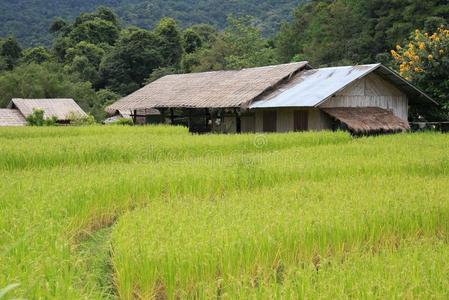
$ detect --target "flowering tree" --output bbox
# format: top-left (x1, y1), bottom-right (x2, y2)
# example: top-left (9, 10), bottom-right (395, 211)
top-left (391, 27), bottom-right (449, 119)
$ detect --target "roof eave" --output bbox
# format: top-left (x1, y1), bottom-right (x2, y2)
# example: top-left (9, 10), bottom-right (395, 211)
top-left (374, 65), bottom-right (438, 106)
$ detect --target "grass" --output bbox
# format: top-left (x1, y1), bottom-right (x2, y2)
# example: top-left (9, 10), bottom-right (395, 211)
top-left (0, 126), bottom-right (448, 299)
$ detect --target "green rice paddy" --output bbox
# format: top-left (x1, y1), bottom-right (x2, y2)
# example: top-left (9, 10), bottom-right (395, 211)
top-left (1, 126), bottom-right (448, 299)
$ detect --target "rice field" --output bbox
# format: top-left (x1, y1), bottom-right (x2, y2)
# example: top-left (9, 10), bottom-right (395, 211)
top-left (1, 126), bottom-right (449, 299)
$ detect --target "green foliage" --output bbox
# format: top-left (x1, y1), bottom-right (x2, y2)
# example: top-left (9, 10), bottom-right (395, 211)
top-left (222, 16), bottom-right (277, 69)
top-left (146, 67), bottom-right (177, 83)
top-left (0, 62), bottom-right (96, 112)
top-left (391, 27), bottom-right (449, 120)
top-left (0, 37), bottom-right (22, 70)
top-left (184, 16), bottom-right (277, 72)
top-left (183, 29), bottom-right (202, 53)
top-left (155, 18), bottom-right (184, 67)
top-left (276, 0), bottom-right (449, 66)
top-left (109, 118), bottom-right (134, 126)
top-left (100, 28), bottom-right (164, 94)
top-left (26, 109), bottom-right (58, 126)
top-left (49, 18), bottom-right (68, 34)
top-left (95, 89), bottom-right (120, 107)
top-left (21, 47), bottom-right (51, 64)
top-left (69, 18), bottom-right (119, 46)
top-left (65, 41), bottom-right (105, 86)
top-left (66, 111), bottom-right (96, 126)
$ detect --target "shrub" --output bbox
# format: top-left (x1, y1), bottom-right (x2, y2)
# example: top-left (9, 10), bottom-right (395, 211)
top-left (26, 109), bottom-right (57, 126)
top-left (109, 118), bottom-right (134, 126)
top-left (66, 111), bottom-right (96, 126)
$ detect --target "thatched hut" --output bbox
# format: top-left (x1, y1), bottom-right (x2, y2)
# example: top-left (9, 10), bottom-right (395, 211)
top-left (106, 62), bottom-right (437, 134)
top-left (0, 98), bottom-right (87, 126)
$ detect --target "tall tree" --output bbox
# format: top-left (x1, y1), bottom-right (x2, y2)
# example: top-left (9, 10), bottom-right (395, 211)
top-left (391, 27), bottom-right (449, 119)
top-left (155, 18), bottom-right (183, 66)
top-left (1, 37), bottom-right (22, 70)
top-left (100, 28), bottom-right (164, 94)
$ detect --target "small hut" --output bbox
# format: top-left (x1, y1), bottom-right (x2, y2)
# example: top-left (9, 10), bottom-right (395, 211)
top-left (0, 98), bottom-right (87, 126)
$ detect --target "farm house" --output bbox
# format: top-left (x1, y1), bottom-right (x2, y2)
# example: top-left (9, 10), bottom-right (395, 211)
top-left (106, 62), bottom-right (437, 134)
top-left (0, 98), bottom-right (87, 126)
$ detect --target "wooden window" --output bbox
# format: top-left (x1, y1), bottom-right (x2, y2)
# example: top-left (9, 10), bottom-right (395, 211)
top-left (294, 110), bottom-right (308, 132)
top-left (263, 111), bottom-right (277, 132)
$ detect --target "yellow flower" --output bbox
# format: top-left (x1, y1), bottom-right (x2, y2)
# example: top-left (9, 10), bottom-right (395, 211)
top-left (439, 49), bottom-right (444, 55)
top-left (428, 54), bottom-right (433, 60)
top-left (418, 42), bottom-right (425, 50)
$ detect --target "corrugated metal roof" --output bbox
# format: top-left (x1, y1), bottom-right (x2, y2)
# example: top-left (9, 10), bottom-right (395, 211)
top-left (9, 98), bottom-right (87, 120)
top-left (105, 62), bottom-right (309, 114)
top-left (250, 64), bottom-right (381, 108)
top-left (250, 64), bottom-right (437, 109)
top-left (0, 109), bottom-right (27, 126)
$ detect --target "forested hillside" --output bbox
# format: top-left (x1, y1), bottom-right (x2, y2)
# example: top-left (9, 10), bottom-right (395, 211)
top-left (0, 0), bottom-right (301, 46)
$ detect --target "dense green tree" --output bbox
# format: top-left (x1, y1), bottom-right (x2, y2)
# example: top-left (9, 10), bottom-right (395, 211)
top-left (52, 7), bottom-right (120, 64)
top-left (49, 18), bottom-right (69, 34)
top-left (74, 6), bottom-right (120, 28)
top-left (0, 37), bottom-right (22, 70)
top-left (69, 19), bottom-right (119, 45)
top-left (68, 55), bottom-right (102, 88)
top-left (391, 27), bottom-right (449, 120)
top-left (21, 47), bottom-right (51, 64)
top-left (100, 28), bottom-right (164, 94)
top-left (96, 88), bottom-right (120, 107)
top-left (183, 29), bottom-right (203, 54)
top-left (147, 67), bottom-right (178, 83)
top-left (155, 18), bottom-right (184, 66)
top-left (221, 16), bottom-right (277, 69)
top-left (188, 24), bottom-right (219, 46)
top-left (181, 17), bottom-right (277, 72)
top-left (0, 62), bottom-right (97, 111)
top-left (65, 41), bottom-right (105, 66)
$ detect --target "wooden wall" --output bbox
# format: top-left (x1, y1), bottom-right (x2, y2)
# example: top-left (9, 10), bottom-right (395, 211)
top-left (320, 72), bottom-right (408, 121)
top-left (253, 108), bottom-right (332, 133)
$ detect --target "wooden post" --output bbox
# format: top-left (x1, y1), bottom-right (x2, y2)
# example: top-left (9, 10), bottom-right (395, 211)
top-left (132, 109), bottom-right (137, 124)
top-left (188, 109), bottom-right (192, 132)
top-left (205, 108), bottom-right (210, 130)
top-left (170, 108), bottom-right (175, 124)
top-left (235, 108), bottom-right (241, 133)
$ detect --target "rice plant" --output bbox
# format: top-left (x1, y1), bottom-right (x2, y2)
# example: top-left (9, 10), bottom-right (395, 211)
top-left (0, 126), bottom-right (448, 299)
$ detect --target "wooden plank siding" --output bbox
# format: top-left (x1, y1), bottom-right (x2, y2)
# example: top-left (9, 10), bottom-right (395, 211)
top-left (294, 110), bottom-right (309, 131)
top-left (262, 111), bottom-right (277, 132)
top-left (254, 108), bottom-right (332, 133)
top-left (320, 73), bottom-right (408, 121)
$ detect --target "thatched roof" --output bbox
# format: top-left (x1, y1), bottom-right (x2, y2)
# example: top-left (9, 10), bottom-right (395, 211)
top-left (9, 98), bottom-right (87, 121)
top-left (0, 109), bottom-right (27, 126)
top-left (322, 107), bottom-right (410, 134)
top-left (105, 62), bottom-right (309, 114)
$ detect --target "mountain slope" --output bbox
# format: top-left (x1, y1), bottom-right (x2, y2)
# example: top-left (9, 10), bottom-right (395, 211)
top-left (0, 0), bottom-right (302, 46)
